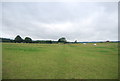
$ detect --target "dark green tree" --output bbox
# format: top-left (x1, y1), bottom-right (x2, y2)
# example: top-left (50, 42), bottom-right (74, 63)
top-left (24, 37), bottom-right (32, 43)
top-left (74, 40), bottom-right (77, 43)
top-left (14, 35), bottom-right (23, 43)
top-left (58, 37), bottom-right (67, 43)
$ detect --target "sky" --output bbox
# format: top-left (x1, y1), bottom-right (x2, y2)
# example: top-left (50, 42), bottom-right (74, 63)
top-left (0, 2), bottom-right (118, 42)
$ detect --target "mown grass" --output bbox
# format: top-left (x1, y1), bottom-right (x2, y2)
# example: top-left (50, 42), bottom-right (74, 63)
top-left (2, 43), bottom-right (118, 79)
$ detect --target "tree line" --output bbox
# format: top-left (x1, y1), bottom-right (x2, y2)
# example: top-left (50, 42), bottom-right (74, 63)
top-left (0, 35), bottom-right (70, 44)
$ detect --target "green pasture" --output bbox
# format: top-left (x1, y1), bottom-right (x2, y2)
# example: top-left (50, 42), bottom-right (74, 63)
top-left (2, 43), bottom-right (118, 79)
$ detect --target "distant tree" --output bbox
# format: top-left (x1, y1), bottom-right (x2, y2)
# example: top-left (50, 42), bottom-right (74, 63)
top-left (24, 37), bottom-right (32, 43)
top-left (58, 37), bottom-right (67, 43)
top-left (47, 40), bottom-right (52, 44)
top-left (106, 40), bottom-right (110, 42)
top-left (14, 35), bottom-right (23, 43)
top-left (1, 38), bottom-right (13, 43)
top-left (74, 40), bottom-right (77, 43)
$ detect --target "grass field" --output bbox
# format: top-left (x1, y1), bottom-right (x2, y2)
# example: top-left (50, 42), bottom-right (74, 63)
top-left (2, 43), bottom-right (118, 79)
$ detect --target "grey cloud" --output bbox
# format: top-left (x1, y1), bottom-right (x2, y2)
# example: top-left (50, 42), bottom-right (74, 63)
top-left (1, 2), bottom-right (118, 41)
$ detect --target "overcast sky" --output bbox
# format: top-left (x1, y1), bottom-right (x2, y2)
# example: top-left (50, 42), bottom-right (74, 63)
top-left (1, 2), bottom-right (118, 41)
